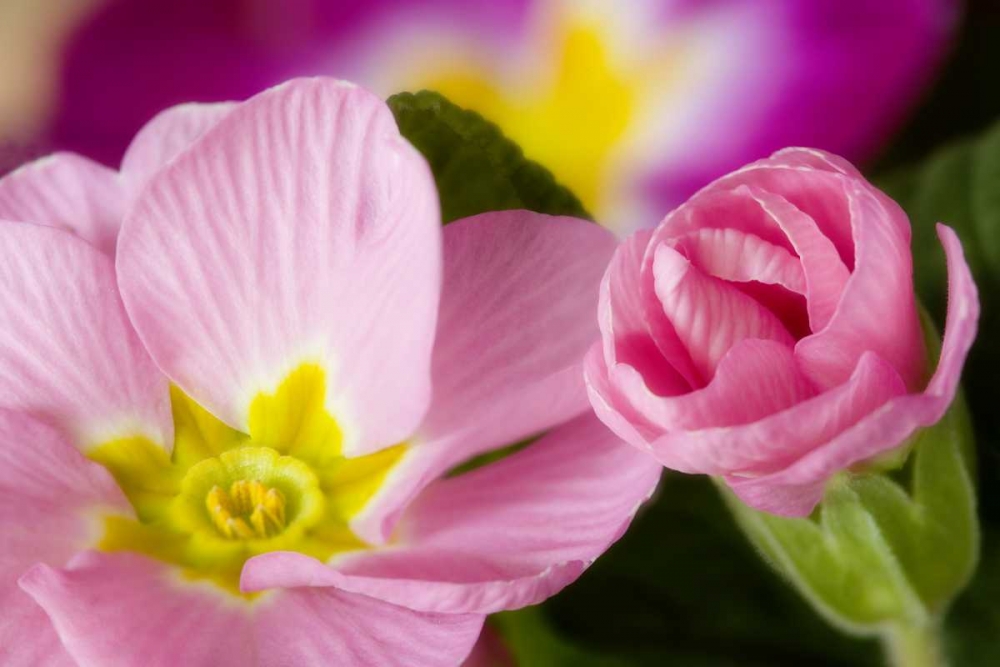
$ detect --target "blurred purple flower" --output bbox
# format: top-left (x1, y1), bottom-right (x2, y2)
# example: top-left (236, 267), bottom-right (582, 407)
top-left (51, 0), bottom-right (957, 231)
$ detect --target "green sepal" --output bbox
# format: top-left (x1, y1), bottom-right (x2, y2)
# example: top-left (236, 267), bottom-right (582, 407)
top-left (722, 393), bottom-right (978, 636)
top-left (387, 90), bottom-right (590, 224)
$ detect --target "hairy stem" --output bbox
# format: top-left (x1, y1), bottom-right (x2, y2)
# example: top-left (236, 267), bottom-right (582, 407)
top-left (883, 622), bottom-right (948, 667)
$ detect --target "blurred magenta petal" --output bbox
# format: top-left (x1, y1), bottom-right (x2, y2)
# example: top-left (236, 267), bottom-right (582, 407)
top-left (51, 0), bottom-right (956, 230)
top-left (52, 0), bottom-right (532, 166)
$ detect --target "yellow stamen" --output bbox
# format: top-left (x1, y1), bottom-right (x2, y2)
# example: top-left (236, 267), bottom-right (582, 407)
top-left (206, 480), bottom-right (287, 540)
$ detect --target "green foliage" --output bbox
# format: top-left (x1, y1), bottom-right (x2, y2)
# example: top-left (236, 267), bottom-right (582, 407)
top-left (724, 399), bottom-right (978, 636)
top-left (388, 90), bottom-right (590, 224)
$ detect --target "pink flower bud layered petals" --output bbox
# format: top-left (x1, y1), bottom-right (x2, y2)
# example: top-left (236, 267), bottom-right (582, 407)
top-left (726, 225), bottom-right (978, 515)
top-left (586, 148), bottom-right (979, 516)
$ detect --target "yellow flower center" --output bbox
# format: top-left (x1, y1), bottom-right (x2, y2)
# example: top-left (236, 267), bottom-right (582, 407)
top-left (207, 480), bottom-right (286, 539)
top-left (87, 364), bottom-right (406, 595)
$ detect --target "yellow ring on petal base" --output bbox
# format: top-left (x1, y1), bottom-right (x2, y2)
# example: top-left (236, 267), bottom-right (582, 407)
top-left (88, 363), bottom-right (406, 596)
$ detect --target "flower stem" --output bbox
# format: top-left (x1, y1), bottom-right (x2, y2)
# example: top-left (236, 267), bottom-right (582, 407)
top-left (883, 622), bottom-right (948, 667)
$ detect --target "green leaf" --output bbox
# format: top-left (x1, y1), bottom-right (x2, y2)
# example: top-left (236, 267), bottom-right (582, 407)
top-left (388, 90), bottom-right (590, 224)
top-left (722, 395), bottom-right (978, 638)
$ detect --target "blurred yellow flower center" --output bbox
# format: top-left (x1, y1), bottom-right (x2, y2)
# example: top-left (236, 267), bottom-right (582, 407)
top-left (207, 480), bottom-right (286, 540)
top-left (87, 364), bottom-right (406, 595)
top-left (424, 21), bottom-right (634, 216)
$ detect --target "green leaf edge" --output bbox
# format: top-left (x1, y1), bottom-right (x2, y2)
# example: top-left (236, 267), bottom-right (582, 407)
top-left (388, 90), bottom-right (591, 224)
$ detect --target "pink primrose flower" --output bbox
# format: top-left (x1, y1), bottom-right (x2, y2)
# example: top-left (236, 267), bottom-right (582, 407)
top-left (0, 78), bottom-right (661, 666)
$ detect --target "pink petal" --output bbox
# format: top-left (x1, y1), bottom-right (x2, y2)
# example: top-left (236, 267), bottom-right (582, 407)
top-left (21, 551), bottom-right (483, 667)
top-left (765, 147), bottom-right (864, 178)
top-left (709, 159), bottom-right (856, 268)
top-left (352, 211), bottom-right (616, 543)
top-left (600, 229), bottom-right (654, 365)
top-left (652, 186), bottom-right (800, 254)
top-left (243, 415), bottom-right (662, 614)
top-left (0, 153), bottom-right (123, 256)
top-left (462, 626), bottom-right (514, 667)
top-left (0, 410), bottom-right (130, 667)
top-left (641, 189), bottom-right (802, 354)
top-left (603, 338), bottom-right (816, 435)
top-left (743, 186), bottom-right (850, 331)
top-left (606, 229), bottom-right (697, 395)
top-left (257, 583), bottom-right (483, 667)
top-left (584, 344), bottom-right (663, 450)
top-left (0, 601), bottom-right (75, 667)
top-left (795, 180), bottom-right (925, 390)
top-left (727, 225), bottom-right (979, 515)
top-left (673, 226), bottom-right (805, 292)
top-left (651, 243), bottom-right (796, 381)
top-left (649, 352), bottom-right (906, 476)
top-left (419, 211), bottom-right (616, 468)
top-left (120, 101), bottom-right (236, 194)
top-left (0, 222), bottom-right (171, 449)
top-left (117, 79), bottom-right (441, 455)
